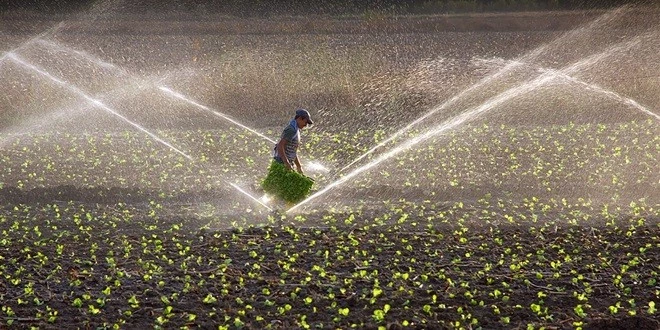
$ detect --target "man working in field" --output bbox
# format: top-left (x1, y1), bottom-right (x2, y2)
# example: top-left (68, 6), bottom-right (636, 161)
top-left (261, 109), bottom-right (315, 205)
top-left (273, 108), bottom-right (313, 173)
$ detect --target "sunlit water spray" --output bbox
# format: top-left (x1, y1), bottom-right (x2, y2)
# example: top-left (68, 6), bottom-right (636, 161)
top-left (158, 87), bottom-right (276, 144)
top-left (35, 39), bottom-right (276, 145)
top-left (337, 6), bottom-right (633, 174)
top-left (0, 22), bottom-right (66, 68)
top-left (542, 69), bottom-right (660, 121)
top-left (6, 42), bottom-right (278, 213)
top-left (228, 182), bottom-right (273, 211)
top-left (7, 53), bottom-right (193, 161)
top-left (0, 106), bottom-right (87, 149)
top-left (477, 57), bottom-right (660, 121)
top-left (6, 53), bottom-right (272, 213)
top-left (35, 39), bottom-right (178, 87)
top-left (288, 33), bottom-right (648, 213)
top-left (36, 39), bottom-right (121, 71)
top-left (305, 160), bottom-right (330, 173)
top-left (26, 39), bottom-right (329, 203)
top-left (0, 70), bottom-right (175, 147)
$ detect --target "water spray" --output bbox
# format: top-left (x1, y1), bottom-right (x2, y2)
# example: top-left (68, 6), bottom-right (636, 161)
top-left (539, 69), bottom-right (660, 121)
top-left (477, 52), bottom-right (660, 122)
top-left (35, 39), bottom-right (276, 145)
top-left (305, 161), bottom-right (330, 174)
top-left (7, 53), bottom-right (193, 161)
top-left (228, 183), bottom-right (273, 211)
top-left (158, 87), bottom-right (276, 144)
top-left (0, 22), bottom-right (66, 69)
top-left (336, 5), bottom-right (634, 174)
top-left (36, 39), bottom-right (333, 183)
top-left (287, 30), bottom-right (649, 213)
top-left (0, 106), bottom-right (87, 149)
top-left (8, 39), bottom-right (284, 214)
top-left (7, 53), bottom-right (278, 212)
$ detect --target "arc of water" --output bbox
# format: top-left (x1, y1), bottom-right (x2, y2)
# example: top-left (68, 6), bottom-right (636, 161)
top-left (287, 33), bottom-right (646, 213)
top-left (7, 52), bottom-right (275, 212)
top-left (7, 53), bottom-right (193, 161)
top-left (34, 39), bottom-right (276, 145)
top-left (158, 87), bottom-right (276, 144)
top-left (6, 53), bottom-right (273, 212)
top-left (476, 57), bottom-right (660, 121)
top-left (8, 42), bottom-right (278, 211)
top-left (1, 72), bottom-right (170, 147)
top-left (337, 6), bottom-right (632, 174)
top-left (36, 39), bottom-right (121, 71)
top-left (0, 22), bottom-right (66, 68)
top-left (541, 69), bottom-right (660, 121)
top-left (228, 182), bottom-right (273, 211)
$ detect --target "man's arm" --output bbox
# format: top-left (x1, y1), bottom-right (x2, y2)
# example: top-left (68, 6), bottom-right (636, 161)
top-left (294, 156), bottom-right (303, 174)
top-left (277, 138), bottom-right (292, 170)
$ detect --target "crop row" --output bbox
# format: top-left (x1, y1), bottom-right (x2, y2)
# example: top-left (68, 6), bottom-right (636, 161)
top-left (1, 120), bottom-right (657, 207)
top-left (0, 195), bottom-right (658, 328)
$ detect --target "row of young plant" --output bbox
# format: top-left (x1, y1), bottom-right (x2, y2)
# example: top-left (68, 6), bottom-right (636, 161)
top-left (0, 118), bottom-right (657, 327)
top-left (1, 120), bottom-right (656, 198)
top-left (1, 193), bottom-right (657, 328)
top-left (339, 120), bottom-right (658, 199)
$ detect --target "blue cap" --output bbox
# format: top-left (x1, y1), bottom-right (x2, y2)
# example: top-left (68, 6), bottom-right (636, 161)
top-left (295, 108), bottom-right (313, 125)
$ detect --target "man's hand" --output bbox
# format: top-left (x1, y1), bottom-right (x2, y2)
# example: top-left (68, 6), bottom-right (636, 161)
top-left (296, 164), bottom-right (304, 175)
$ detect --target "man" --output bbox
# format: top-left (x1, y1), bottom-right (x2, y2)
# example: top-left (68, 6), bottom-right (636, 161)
top-left (273, 108), bottom-right (313, 174)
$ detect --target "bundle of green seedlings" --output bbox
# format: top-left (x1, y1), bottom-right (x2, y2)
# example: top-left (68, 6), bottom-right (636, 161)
top-left (261, 161), bottom-right (314, 203)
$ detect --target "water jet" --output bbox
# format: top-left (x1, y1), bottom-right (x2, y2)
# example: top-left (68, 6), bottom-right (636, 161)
top-left (288, 32), bottom-right (652, 213)
top-left (7, 53), bottom-right (194, 161)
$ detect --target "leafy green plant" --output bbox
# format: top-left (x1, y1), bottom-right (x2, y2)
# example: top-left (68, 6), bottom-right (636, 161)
top-left (261, 161), bottom-right (314, 204)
